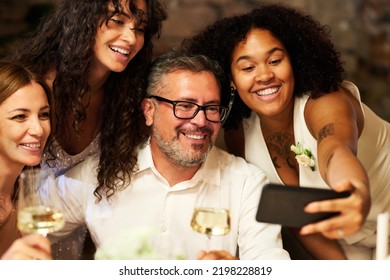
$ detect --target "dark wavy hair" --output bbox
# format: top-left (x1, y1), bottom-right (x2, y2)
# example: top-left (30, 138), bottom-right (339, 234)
top-left (182, 3), bottom-right (345, 129)
top-left (8, 0), bottom-right (167, 201)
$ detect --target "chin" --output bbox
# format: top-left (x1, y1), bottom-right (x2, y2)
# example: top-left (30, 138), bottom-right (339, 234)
top-left (23, 159), bottom-right (42, 167)
top-left (110, 63), bottom-right (129, 73)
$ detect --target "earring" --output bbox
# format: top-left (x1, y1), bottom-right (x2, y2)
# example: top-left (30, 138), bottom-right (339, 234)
top-left (225, 87), bottom-right (236, 120)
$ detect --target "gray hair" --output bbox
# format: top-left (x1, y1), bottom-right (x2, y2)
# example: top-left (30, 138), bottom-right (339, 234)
top-left (146, 49), bottom-right (226, 97)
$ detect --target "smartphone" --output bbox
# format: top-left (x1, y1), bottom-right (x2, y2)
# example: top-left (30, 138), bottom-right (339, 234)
top-left (256, 183), bottom-right (351, 228)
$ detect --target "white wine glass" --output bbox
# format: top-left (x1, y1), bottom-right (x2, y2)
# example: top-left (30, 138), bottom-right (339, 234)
top-left (190, 183), bottom-right (230, 251)
top-left (17, 168), bottom-right (65, 237)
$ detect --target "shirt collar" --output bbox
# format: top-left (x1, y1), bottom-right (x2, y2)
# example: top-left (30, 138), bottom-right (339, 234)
top-left (137, 139), bottom-right (155, 173)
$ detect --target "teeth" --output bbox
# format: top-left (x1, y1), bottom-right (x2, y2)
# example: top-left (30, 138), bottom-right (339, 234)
top-left (186, 134), bottom-right (204, 140)
top-left (110, 46), bottom-right (129, 55)
top-left (22, 143), bottom-right (41, 148)
top-left (256, 87), bottom-right (278, 96)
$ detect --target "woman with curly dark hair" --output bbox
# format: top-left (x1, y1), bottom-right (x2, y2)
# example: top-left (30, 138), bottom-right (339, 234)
top-left (183, 4), bottom-right (390, 260)
top-left (8, 0), bottom-right (167, 259)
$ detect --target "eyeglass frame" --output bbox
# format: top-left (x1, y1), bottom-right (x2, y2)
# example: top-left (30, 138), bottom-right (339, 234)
top-left (148, 95), bottom-right (229, 123)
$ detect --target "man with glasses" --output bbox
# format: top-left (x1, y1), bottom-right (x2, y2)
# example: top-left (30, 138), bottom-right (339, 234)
top-left (45, 50), bottom-right (289, 260)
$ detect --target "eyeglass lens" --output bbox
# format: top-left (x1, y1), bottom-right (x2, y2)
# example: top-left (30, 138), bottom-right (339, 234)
top-left (174, 101), bottom-right (226, 122)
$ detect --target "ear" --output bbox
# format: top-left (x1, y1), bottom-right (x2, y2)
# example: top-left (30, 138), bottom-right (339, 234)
top-left (230, 81), bottom-right (236, 90)
top-left (141, 98), bottom-right (155, 127)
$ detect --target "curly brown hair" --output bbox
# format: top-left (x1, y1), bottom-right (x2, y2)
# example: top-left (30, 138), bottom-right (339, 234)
top-left (182, 3), bottom-right (345, 129)
top-left (8, 0), bottom-right (167, 201)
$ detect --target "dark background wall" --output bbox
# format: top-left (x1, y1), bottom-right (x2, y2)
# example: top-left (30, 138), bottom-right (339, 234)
top-left (1, 0), bottom-right (389, 121)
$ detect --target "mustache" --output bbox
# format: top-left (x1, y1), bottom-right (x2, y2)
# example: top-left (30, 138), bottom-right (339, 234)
top-left (177, 125), bottom-right (214, 135)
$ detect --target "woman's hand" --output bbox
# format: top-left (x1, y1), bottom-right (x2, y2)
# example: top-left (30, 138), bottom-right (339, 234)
top-left (197, 250), bottom-right (238, 260)
top-left (1, 233), bottom-right (52, 260)
top-left (299, 179), bottom-right (368, 239)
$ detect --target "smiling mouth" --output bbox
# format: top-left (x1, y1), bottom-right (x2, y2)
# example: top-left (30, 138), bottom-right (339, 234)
top-left (255, 87), bottom-right (279, 96)
top-left (184, 133), bottom-right (205, 140)
top-left (110, 46), bottom-right (130, 56)
top-left (20, 143), bottom-right (41, 149)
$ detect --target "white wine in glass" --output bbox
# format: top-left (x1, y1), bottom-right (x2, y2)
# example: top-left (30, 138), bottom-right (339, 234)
top-left (17, 168), bottom-right (65, 236)
top-left (191, 184), bottom-right (231, 250)
top-left (191, 207), bottom-right (230, 236)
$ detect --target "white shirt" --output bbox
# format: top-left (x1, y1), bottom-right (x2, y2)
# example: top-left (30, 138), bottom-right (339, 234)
top-left (45, 142), bottom-right (290, 260)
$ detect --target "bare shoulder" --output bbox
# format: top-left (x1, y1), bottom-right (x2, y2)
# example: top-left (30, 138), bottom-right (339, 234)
top-left (305, 87), bottom-right (364, 137)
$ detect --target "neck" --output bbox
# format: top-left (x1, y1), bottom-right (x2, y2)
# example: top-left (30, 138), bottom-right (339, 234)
top-left (260, 100), bottom-right (294, 134)
top-left (0, 163), bottom-right (23, 196)
top-left (88, 64), bottom-right (111, 92)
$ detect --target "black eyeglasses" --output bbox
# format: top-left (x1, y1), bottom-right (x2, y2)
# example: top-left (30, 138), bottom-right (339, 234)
top-left (148, 95), bottom-right (228, 123)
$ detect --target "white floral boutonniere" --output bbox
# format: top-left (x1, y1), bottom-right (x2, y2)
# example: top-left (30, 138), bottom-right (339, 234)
top-left (290, 142), bottom-right (316, 171)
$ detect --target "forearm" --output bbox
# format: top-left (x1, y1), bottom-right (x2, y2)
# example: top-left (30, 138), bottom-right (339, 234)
top-left (324, 146), bottom-right (367, 185)
top-left (300, 145), bottom-right (371, 238)
top-left (321, 146), bottom-right (370, 216)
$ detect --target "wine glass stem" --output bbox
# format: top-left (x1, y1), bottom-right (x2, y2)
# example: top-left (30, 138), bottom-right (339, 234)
top-left (206, 234), bottom-right (211, 252)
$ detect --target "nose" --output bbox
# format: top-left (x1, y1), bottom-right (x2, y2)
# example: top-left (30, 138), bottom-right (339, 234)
top-left (123, 26), bottom-right (137, 45)
top-left (28, 117), bottom-right (44, 137)
top-left (255, 65), bottom-right (275, 84)
top-left (190, 108), bottom-right (208, 126)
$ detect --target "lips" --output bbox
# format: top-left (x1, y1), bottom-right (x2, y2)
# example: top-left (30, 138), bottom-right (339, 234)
top-left (109, 46), bottom-right (130, 56)
top-left (20, 142), bottom-right (42, 153)
top-left (20, 143), bottom-right (41, 149)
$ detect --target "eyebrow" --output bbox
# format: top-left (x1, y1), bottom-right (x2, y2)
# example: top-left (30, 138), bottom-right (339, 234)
top-left (179, 97), bottom-right (221, 105)
top-left (116, 10), bottom-right (148, 25)
top-left (117, 11), bottom-right (133, 20)
top-left (234, 47), bottom-right (285, 63)
top-left (8, 105), bottom-right (50, 113)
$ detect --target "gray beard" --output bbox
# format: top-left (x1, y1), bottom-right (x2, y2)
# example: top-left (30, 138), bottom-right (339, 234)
top-left (153, 128), bottom-right (213, 168)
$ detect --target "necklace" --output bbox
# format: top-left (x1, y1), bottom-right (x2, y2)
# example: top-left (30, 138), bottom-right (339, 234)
top-left (0, 208), bottom-right (16, 228)
top-left (0, 186), bottom-right (19, 228)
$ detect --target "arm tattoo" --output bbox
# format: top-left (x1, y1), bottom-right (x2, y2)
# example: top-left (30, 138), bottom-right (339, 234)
top-left (318, 123), bottom-right (335, 144)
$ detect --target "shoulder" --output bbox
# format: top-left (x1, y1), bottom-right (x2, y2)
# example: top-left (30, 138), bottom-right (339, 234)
top-left (210, 147), bottom-right (268, 180)
top-left (210, 146), bottom-right (245, 166)
top-left (304, 82), bottom-right (364, 136)
top-left (61, 154), bottom-right (99, 185)
top-left (305, 81), bottom-right (361, 114)
top-left (341, 81), bottom-right (361, 101)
